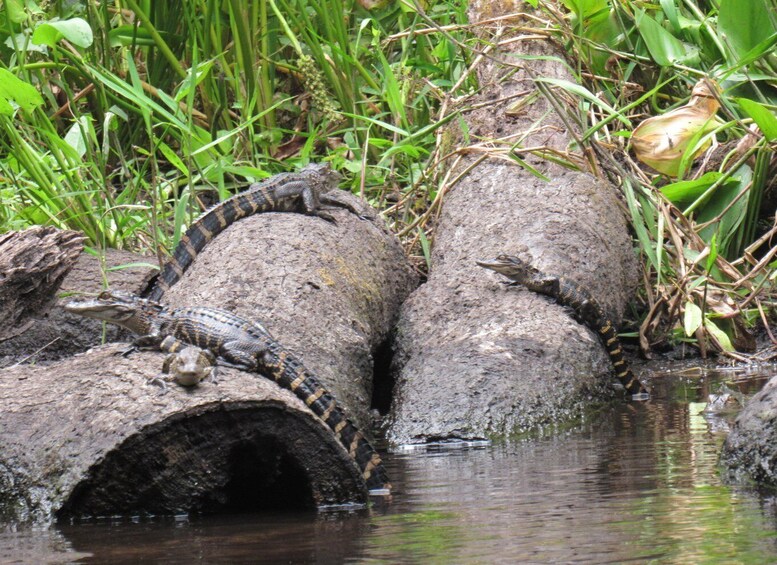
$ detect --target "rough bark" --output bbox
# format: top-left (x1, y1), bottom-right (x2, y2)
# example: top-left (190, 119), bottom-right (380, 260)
top-left (386, 7), bottom-right (639, 444)
top-left (0, 227), bottom-right (84, 340)
top-left (0, 248), bottom-right (155, 368)
top-left (720, 375), bottom-right (777, 488)
top-left (0, 345), bottom-right (366, 524)
top-left (160, 192), bottom-right (418, 432)
top-left (1, 191), bottom-right (415, 520)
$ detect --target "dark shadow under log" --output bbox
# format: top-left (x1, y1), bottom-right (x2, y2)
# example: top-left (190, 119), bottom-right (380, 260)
top-left (0, 345), bottom-right (366, 524)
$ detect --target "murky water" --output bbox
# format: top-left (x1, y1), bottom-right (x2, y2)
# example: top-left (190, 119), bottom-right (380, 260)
top-left (3, 365), bottom-right (777, 564)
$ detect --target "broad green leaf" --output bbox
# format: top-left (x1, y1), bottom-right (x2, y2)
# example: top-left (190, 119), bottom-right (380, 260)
top-left (0, 69), bottom-right (44, 114)
top-left (634, 9), bottom-right (699, 67)
top-left (108, 25), bottom-right (155, 48)
top-left (684, 301), bottom-right (703, 337)
top-left (32, 18), bottom-right (93, 48)
top-left (737, 98), bottom-right (777, 141)
top-left (697, 165), bottom-right (752, 250)
top-left (5, 0), bottom-right (26, 23)
top-left (719, 0), bottom-right (776, 58)
top-left (705, 319), bottom-right (735, 352)
top-left (560, 0), bottom-right (608, 18)
top-left (63, 116), bottom-right (92, 158)
top-left (660, 172), bottom-right (727, 208)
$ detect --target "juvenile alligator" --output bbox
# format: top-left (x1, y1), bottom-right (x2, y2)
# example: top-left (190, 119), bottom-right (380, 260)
top-left (476, 252), bottom-right (650, 399)
top-left (64, 290), bottom-right (391, 493)
top-left (144, 163), bottom-right (352, 302)
top-left (161, 342), bottom-right (217, 388)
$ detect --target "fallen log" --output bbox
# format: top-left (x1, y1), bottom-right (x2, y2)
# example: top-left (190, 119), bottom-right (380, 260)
top-left (0, 344), bottom-right (367, 523)
top-left (2, 191), bottom-right (416, 520)
top-left (720, 375), bottom-right (777, 488)
top-left (386, 6), bottom-right (640, 444)
top-left (0, 226), bottom-right (84, 341)
top-left (0, 248), bottom-right (155, 368)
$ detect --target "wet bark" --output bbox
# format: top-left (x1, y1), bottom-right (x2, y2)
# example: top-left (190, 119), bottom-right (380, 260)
top-left (720, 375), bottom-right (777, 488)
top-left (0, 191), bottom-right (416, 521)
top-left (0, 227), bottom-right (84, 341)
top-left (386, 5), bottom-right (639, 444)
top-left (0, 345), bottom-right (366, 523)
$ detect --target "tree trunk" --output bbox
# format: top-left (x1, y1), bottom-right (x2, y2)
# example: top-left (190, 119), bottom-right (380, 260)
top-left (0, 345), bottom-right (367, 523)
top-left (386, 5), bottom-right (640, 444)
top-left (0, 226), bottom-right (84, 341)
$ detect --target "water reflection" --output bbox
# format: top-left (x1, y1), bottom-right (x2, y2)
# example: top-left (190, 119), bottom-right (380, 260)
top-left (3, 366), bottom-right (777, 563)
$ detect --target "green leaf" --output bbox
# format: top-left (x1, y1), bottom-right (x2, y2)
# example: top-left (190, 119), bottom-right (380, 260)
top-left (706, 233), bottom-right (718, 272)
top-left (718, 0), bottom-right (777, 58)
top-left (32, 18), bottom-right (93, 48)
top-left (63, 116), bottom-right (92, 158)
top-left (660, 172), bottom-right (727, 208)
top-left (737, 98), bottom-right (777, 141)
top-left (684, 302), bottom-right (703, 337)
top-left (705, 319), bottom-right (735, 352)
top-left (5, 0), bottom-right (27, 23)
top-left (634, 9), bottom-right (699, 67)
top-left (697, 165), bottom-right (752, 251)
top-left (0, 69), bottom-right (44, 114)
top-left (108, 25), bottom-right (155, 48)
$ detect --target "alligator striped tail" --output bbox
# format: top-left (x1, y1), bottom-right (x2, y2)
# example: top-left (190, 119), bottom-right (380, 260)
top-left (260, 341), bottom-right (391, 492)
top-left (558, 280), bottom-right (649, 397)
top-left (146, 177), bottom-right (308, 302)
top-left (596, 318), bottom-right (647, 397)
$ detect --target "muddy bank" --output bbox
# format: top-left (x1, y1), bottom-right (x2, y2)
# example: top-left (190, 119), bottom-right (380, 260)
top-left (0, 344), bottom-right (367, 523)
top-left (386, 8), bottom-right (639, 444)
top-left (720, 375), bottom-right (777, 488)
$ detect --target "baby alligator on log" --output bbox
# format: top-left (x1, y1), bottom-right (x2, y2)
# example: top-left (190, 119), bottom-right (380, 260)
top-left (65, 290), bottom-right (391, 493)
top-left (476, 253), bottom-right (650, 399)
top-left (144, 163), bottom-right (354, 302)
top-left (160, 342), bottom-right (217, 388)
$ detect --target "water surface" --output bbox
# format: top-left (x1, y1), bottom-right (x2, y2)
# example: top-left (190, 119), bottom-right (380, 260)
top-left (3, 365), bottom-right (777, 564)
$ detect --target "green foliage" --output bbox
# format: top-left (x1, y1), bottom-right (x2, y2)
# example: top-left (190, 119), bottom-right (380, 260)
top-left (0, 0), bottom-right (472, 259)
top-left (553, 0), bottom-right (777, 355)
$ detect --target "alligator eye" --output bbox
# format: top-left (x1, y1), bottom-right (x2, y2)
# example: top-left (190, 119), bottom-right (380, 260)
top-left (97, 290), bottom-right (111, 300)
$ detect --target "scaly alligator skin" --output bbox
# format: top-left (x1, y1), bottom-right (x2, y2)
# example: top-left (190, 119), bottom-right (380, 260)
top-left (144, 163), bottom-right (346, 302)
top-left (161, 340), bottom-right (217, 387)
top-left (476, 253), bottom-right (650, 399)
top-left (65, 290), bottom-right (391, 493)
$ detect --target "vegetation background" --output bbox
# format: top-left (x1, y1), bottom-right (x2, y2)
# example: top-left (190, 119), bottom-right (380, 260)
top-left (1, 0), bottom-right (776, 357)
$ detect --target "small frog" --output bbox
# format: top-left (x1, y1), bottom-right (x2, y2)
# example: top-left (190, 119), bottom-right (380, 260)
top-left (702, 385), bottom-right (744, 416)
top-left (148, 346), bottom-right (218, 393)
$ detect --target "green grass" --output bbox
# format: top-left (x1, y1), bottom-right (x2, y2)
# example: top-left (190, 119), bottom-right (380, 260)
top-left (1, 0), bottom-right (777, 356)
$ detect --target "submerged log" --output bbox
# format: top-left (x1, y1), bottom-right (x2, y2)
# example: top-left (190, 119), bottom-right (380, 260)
top-left (720, 375), bottom-right (777, 487)
top-left (4, 191), bottom-right (415, 520)
top-left (386, 6), bottom-right (639, 444)
top-left (0, 226), bottom-right (84, 341)
top-left (0, 345), bottom-right (366, 523)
